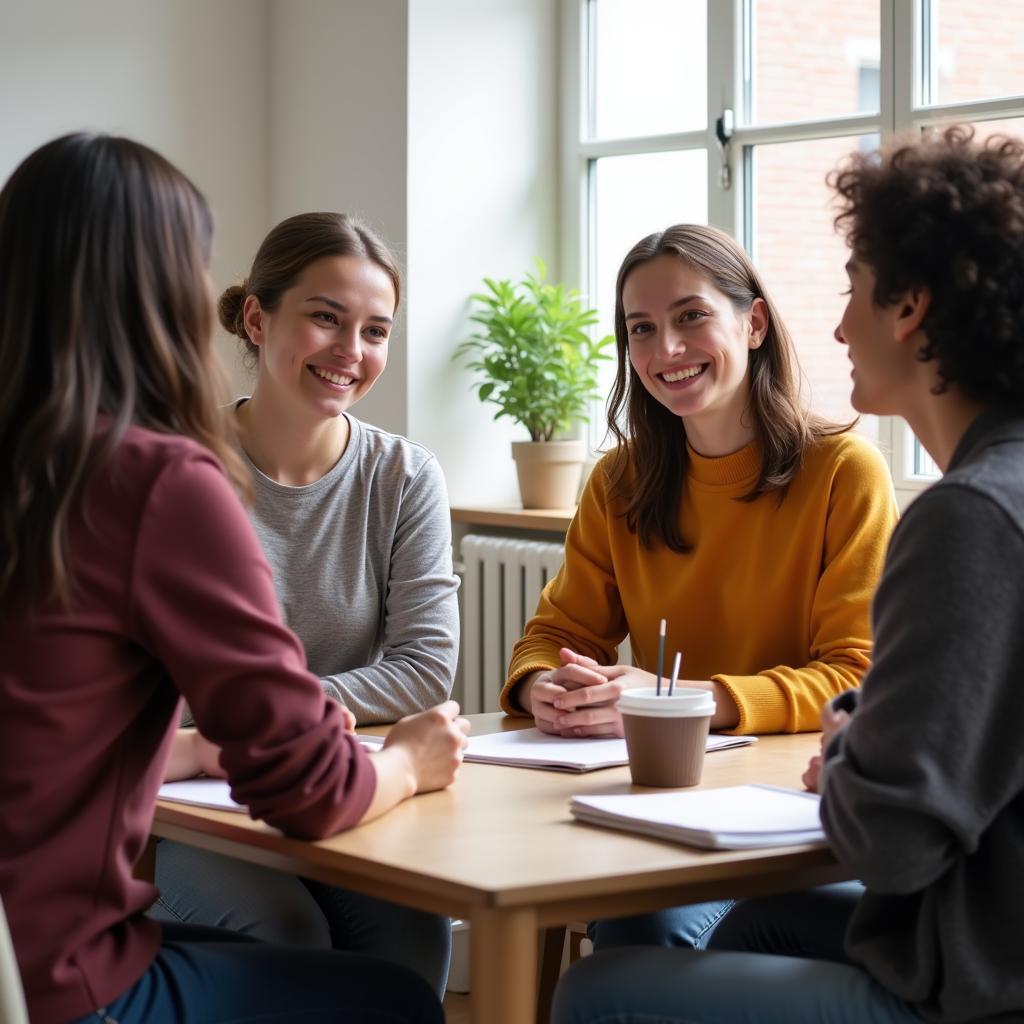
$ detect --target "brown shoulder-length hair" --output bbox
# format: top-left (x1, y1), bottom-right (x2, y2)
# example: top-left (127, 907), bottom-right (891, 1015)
top-left (218, 211), bottom-right (401, 366)
top-left (0, 132), bottom-right (246, 606)
top-left (605, 224), bottom-right (845, 552)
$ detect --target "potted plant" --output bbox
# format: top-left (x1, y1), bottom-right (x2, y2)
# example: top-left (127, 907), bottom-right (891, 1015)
top-left (454, 260), bottom-right (613, 508)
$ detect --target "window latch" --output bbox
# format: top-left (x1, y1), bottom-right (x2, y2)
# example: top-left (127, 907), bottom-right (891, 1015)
top-left (715, 108), bottom-right (734, 190)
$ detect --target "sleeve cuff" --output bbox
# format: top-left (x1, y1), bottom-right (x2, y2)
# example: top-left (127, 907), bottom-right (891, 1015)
top-left (712, 673), bottom-right (790, 735)
top-left (499, 662), bottom-right (557, 716)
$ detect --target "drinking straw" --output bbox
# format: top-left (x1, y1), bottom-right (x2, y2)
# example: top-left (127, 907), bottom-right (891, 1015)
top-left (656, 618), bottom-right (666, 696)
top-left (668, 651), bottom-right (681, 697)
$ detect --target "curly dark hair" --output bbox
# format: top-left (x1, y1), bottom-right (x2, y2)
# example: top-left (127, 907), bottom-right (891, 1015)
top-left (831, 124), bottom-right (1024, 406)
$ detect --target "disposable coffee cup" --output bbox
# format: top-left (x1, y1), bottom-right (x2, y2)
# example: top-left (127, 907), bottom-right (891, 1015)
top-left (618, 688), bottom-right (715, 787)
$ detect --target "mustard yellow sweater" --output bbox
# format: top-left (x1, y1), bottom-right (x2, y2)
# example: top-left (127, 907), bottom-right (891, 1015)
top-left (500, 432), bottom-right (898, 734)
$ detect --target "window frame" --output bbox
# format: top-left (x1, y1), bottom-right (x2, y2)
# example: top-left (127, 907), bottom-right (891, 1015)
top-left (561, 0), bottom-right (1024, 507)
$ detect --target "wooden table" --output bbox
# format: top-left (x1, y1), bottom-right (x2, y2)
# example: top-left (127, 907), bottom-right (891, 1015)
top-left (151, 716), bottom-right (848, 1024)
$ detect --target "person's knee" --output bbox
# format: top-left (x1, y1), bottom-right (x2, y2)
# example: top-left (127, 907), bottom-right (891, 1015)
top-left (592, 901), bottom-right (733, 952)
top-left (590, 911), bottom-right (673, 950)
top-left (347, 955), bottom-right (445, 1023)
top-left (241, 901), bottom-right (331, 948)
top-left (706, 897), bottom-right (773, 952)
top-left (155, 841), bottom-right (332, 948)
top-left (552, 952), bottom-right (614, 1024)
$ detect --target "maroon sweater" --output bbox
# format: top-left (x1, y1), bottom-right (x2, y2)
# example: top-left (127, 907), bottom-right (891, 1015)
top-left (0, 427), bottom-right (377, 1023)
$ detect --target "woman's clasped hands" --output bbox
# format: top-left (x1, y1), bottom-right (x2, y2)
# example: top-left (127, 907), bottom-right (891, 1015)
top-left (526, 647), bottom-right (720, 738)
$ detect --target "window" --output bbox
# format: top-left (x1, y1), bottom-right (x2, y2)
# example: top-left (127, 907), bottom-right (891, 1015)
top-left (563, 0), bottom-right (1024, 504)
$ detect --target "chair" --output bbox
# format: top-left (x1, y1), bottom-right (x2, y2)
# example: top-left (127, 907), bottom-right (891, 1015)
top-left (536, 923), bottom-right (589, 1024)
top-left (0, 895), bottom-right (28, 1024)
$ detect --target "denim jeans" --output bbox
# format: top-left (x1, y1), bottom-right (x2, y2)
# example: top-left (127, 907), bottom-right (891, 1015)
top-left (591, 882), bottom-right (863, 957)
top-left (151, 839), bottom-right (452, 995)
top-left (552, 946), bottom-right (923, 1024)
top-left (590, 900), bottom-right (735, 952)
top-left (68, 921), bottom-right (444, 1024)
top-left (556, 883), bottom-right (922, 1024)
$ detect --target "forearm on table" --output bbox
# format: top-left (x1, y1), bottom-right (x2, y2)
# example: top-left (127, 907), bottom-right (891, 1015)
top-left (163, 729), bottom-right (200, 781)
top-left (321, 658), bottom-right (454, 724)
top-left (704, 679), bottom-right (740, 730)
top-left (508, 669), bottom-right (547, 715)
top-left (359, 746), bottom-right (417, 824)
top-left (503, 664), bottom-right (561, 716)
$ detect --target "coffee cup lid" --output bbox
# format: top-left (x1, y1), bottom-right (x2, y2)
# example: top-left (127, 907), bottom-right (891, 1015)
top-left (617, 687), bottom-right (715, 718)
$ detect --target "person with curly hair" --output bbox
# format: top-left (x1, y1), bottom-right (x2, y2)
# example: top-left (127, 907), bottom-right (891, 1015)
top-left (552, 124), bottom-right (1024, 1023)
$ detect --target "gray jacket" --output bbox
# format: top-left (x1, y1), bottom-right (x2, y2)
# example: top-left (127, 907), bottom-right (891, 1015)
top-left (822, 408), bottom-right (1024, 1023)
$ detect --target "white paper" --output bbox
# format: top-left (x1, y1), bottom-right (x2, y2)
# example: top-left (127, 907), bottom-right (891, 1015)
top-left (157, 778), bottom-right (245, 813)
top-left (570, 784), bottom-right (824, 849)
top-left (448, 728), bottom-right (755, 772)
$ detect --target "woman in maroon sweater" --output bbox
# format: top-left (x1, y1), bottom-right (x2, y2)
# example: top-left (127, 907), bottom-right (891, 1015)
top-left (0, 133), bottom-right (466, 1023)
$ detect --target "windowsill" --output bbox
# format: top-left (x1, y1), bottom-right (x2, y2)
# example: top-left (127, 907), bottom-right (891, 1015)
top-left (450, 506), bottom-right (576, 533)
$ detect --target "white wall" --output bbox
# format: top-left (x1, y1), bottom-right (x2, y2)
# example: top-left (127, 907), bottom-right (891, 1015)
top-left (1, 0), bottom-right (560, 506)
top-left (267, 0), bottom-right (410, 435)
top-left (407, 0), bottom-right (561, 506)
top-left (0, 0), bottom-right (270, 397)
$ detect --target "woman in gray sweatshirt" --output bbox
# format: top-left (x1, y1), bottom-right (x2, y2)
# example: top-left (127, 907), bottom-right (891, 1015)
top-left (553, 125), bottom-right (1024, 1024)
top-left (153, 212), bottom-right (460, 995)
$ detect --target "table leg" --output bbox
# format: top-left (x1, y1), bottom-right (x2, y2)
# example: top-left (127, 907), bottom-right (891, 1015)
top-left (135, 836), bottom-right (157, 883)
top-left (470, 906), bottom-right (538, 1024)
top-left (536, 927), bottom-right (567, 1024)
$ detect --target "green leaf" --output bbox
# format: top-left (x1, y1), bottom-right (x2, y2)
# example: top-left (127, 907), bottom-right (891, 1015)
top-left (456, 259), bottom-right (612, 435)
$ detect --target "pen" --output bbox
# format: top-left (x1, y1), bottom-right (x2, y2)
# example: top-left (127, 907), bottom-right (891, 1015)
top-left (668, 651), bottom-right (681, 697)
top-left (656, 618), bottom-right (666, 696)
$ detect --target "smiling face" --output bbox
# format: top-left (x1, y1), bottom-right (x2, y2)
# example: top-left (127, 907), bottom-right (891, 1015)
top-left (622, 254), bottom-right (766, 445)
top-left (244, 254), bottom-right (396, 420)
top-left (834, 257), bottom-right (913, 416)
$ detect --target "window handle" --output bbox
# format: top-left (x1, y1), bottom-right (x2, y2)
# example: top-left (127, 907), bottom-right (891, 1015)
top-left (715, 108), bottom-right (734, 190)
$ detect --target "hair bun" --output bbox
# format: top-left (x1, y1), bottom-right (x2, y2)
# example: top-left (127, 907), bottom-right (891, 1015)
top-left (218, 283), bottom-right (247, 338)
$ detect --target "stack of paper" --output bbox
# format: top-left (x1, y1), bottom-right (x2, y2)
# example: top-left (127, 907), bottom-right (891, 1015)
top-left (157, 778), bottom-right (245, 812)
top-left (358, 729), bottom-right (756, 773)
top-left (157, 738), bottom-right (387, 811)
top-left (570, 784), bottom-right (825, 849)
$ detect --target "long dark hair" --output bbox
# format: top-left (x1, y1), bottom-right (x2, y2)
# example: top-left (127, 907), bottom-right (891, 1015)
top-left (218, 212), bottom-right (401, 365)
top-left (605, 224), bottom-right (844, 552)
top-left (0, 133), bottom-right (245, 605)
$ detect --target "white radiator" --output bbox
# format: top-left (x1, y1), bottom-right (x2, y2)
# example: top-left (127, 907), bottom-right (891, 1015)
top-left (458, 534), bottom-right (566, 714)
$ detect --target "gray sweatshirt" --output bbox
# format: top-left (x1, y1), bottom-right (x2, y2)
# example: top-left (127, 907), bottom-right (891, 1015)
top-left (239, 413), bottom-right (459, 724)
top-left (821, 408), bottom-right (1024, 1023)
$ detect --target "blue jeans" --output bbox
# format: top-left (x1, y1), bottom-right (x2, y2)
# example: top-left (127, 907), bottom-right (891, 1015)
top-left (591, 883), bottom-right (861, 957)
top-left (69, 921), bottom-right (443, 1023)
top-left (552, 946), bottom-right (923, 1024)
top-left (590, 900), bottom-right (735, 952)
top-left (556, 884), bottom-right (922, 1023)
top-left (151, 840), bottom-right (451, 995)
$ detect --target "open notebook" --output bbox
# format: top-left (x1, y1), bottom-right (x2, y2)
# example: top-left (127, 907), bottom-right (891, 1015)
top-left (361, 728), bottom-right (755, 772)
top-left (570, 784), bottom-right (825, 850)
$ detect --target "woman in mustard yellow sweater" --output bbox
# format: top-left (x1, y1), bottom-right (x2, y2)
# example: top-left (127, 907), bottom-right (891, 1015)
top-left (498, 224), bottom-right (898, 952)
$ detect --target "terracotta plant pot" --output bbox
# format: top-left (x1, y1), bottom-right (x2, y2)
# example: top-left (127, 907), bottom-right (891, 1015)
top-left (511, 439), bottom-right (586, 509)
